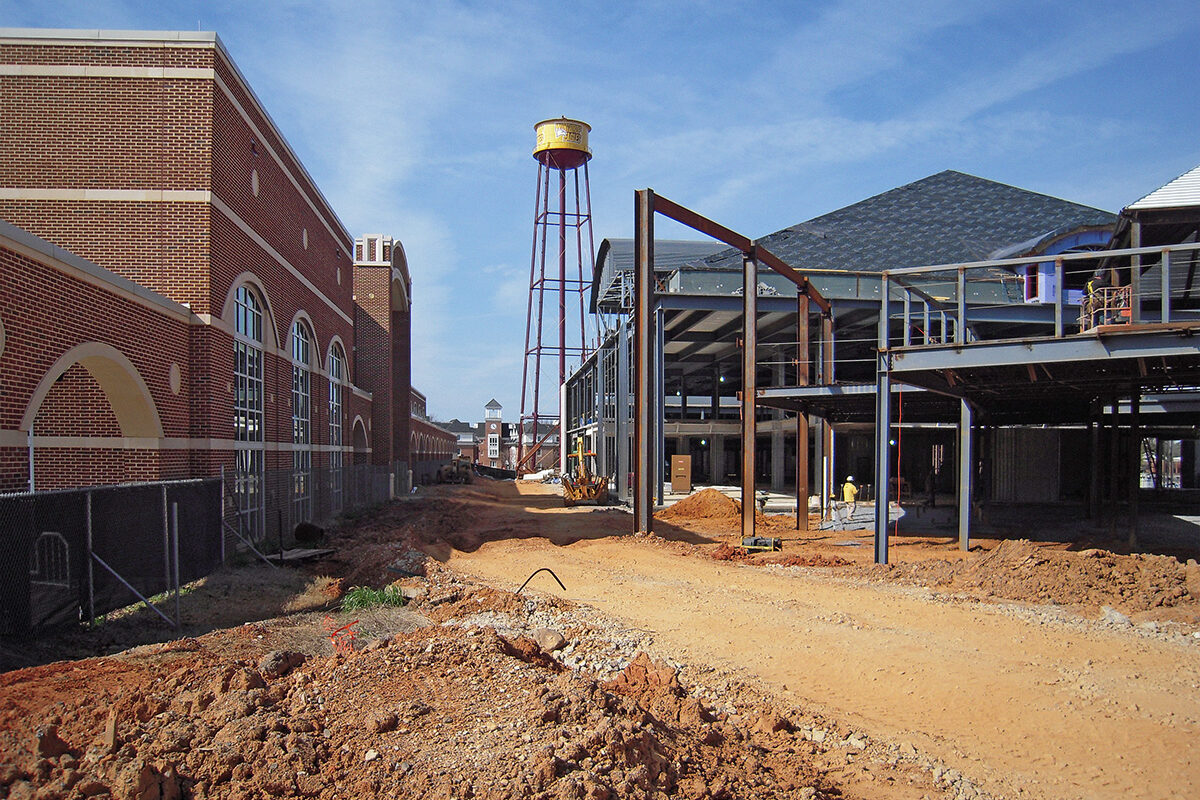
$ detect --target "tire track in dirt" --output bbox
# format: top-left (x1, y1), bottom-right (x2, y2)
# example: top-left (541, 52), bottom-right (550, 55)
top-left (449, 534), bottom-right (1200, 800)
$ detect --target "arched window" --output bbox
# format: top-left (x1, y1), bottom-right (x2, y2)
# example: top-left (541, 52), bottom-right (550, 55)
top-left (233, 285), bottom-right (265, 542)
top-left (291, 320), bottom-right (313, 522)
top-left (328, 343), bottom-right (345, 512)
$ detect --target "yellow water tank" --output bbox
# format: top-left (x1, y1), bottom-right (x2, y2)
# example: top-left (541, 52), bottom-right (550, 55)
top-left (533, 117), bottom-right (591, 170)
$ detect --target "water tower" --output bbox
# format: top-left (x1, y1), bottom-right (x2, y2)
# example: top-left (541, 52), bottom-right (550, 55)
top-left (518, 117), bottom-right (595, 474)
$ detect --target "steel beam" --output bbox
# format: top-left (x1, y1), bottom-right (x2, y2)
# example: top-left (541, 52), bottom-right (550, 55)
top-left (1129, 391), bottom-right (1140, 550)
top-left (656, 306), bottom-right (666, 506)
top-left (796, 293), bottom-right (809, 530)
top-left (1131, 223), bottom-right (1142, 325)
top-left (1088, 401), bottom-right (1100, 520)
top-left (616, 325), bottom-right (629, 502)
top-left (742, 252), bottom-right (758, 542)
top-left (891, 331), bottom-right (1200, 372)
top-left (821, 313), bottom-right (834, 515)
top-left (958, 399), bottom-right (973, 551)
top-left (633, 189), bottom-right (655, 533)
top-left (874, 275), bottom-right (892, 564)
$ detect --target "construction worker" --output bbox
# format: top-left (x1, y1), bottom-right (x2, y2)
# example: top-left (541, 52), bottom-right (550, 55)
top-left (1086, 267), bottom-right (1112, 328)
top-left (842, 475), bottom-right (859, 511)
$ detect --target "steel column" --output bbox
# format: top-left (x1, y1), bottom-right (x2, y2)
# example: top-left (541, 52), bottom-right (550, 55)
top-left (1108, 396), bottom-right (1119, 528)
top-left (596, 340), bottom-right (607, 487)
top-left (874, 275), bottom-right (892, 564)
top-left (956, 268), bottom-right (966, 344)
top-left (1131, 223), bottom-right (1142, 324)
top-left (656, 306), bottom-right (666, 505)
top-left (1054, 257), bottom-right (1064, 337)
top-left (742, 252), bottom-right (758, 542)
top-left (616, 328), bottom-right (630, 502)
top-left (796, 293), bottom-right (809, 530)
top-left (821, 313), bottom-right (834, 515)
top-left (1129, 391), bottom-right (1140, 549)
top-left (958, 399), bottom-right (973, 551)
top-left (1162, 248), bottom-right (1172, 322)
top-left (1088, 401), bottom-right (1100, 519)
top-left (633, 190), bottom-right (655, 533)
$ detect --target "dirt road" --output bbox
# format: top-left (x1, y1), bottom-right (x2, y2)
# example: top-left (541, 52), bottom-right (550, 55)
top-left (449, 483), bottom-right (1200, 800)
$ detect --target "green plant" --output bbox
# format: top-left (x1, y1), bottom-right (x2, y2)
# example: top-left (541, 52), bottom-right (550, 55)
top-left (340, 585), bottom-right (407, 611)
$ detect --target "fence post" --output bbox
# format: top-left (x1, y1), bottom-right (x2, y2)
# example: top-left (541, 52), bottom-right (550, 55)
top-left (161, 485), bottom-right (170, 595)
top-left (86, 490), bottom-right (95, 627)
top-left (171, 501), bottom-right (181, 630)
top-left (219, 466), bottom-right (227, 564)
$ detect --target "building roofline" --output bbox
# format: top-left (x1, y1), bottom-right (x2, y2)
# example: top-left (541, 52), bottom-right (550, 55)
top-left (0, 27), bottom-right (354, 253)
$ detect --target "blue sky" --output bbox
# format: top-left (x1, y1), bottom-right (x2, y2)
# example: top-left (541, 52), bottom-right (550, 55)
top-left (5, 0), bottom-right (1200, 422)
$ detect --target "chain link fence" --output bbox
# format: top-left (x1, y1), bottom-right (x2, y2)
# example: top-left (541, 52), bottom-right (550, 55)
top-left (0, 479), bottom-right (222, 636)
top-left (220, 460), bottom-right (407, 559)
top-left (1, 460), bottom-right (412, 638)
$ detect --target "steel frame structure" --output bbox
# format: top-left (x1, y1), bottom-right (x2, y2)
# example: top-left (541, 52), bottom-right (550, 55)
top-left (873, 241), bottom-right (1200, 563)
top-left (631, 189), bottom-right (831, 539)
top-left (519, 159), bottom-right (595, 472)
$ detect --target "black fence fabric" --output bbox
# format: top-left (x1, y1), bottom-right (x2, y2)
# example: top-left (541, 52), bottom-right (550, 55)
top-left (0, 479), bottom-right (222, 636)
top-left (0, 491), bottom-right (86, 635)
top-left (223, 462), bottom-right (401, 554)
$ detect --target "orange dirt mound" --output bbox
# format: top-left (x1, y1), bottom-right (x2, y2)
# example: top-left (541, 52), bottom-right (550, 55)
top-left (710, 543), bottom-right (751, 562)
top-left (657, 489), bottom-right (740, 521)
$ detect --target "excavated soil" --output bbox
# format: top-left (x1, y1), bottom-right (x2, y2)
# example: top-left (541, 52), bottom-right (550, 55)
top-left (657, 489), bottom-right (740, 521)
top-left (868, 538), bottom-right (1200, 620)
top-left (1, 578), bottom-right (922, 800)
top-left (4, 478), bottom-right (1200, 800)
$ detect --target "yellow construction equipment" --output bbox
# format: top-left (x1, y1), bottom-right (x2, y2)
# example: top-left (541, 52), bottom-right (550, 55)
top-left (562, 439), bottom-right (609, 507)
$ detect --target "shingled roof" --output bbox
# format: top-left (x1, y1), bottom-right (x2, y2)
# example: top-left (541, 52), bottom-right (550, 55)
top-left (700, 170), bottom-right (1116, 274)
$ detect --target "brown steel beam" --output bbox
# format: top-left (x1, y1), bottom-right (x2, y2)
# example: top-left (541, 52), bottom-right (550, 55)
top-left (653, 194), bottom-right (753, 252)
top-left (652, 194), bottom-right (831, 314)
top-left (796, 292), bottom-right (810, 531)
top-left (634, 189), bottom-right (656, 534)
top-left (755, 247), bottom-right (832, 314)
top-left (821, 313), bottom-right (834, 512)
top-left (742, 250), bottom-right (758, 543)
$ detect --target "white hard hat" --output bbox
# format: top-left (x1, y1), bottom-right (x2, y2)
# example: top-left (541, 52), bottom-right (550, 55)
top-left (846, 475), bottom-right (855, 482)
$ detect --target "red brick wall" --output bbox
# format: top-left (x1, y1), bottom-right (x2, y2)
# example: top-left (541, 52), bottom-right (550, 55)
top-left (0, 35), bottom-right (385, 491)
top-left (353, 266), bottom-right (394, 465)
top-left (0, 242), bottom-right (192, 491)
top-left (0, 201), bottom-right (212, 307)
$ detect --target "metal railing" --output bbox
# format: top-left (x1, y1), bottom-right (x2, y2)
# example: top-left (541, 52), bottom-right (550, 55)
top-left (881, 241), bottom-right (1200, 348)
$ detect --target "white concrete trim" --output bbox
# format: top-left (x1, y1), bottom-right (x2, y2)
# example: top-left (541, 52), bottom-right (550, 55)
top-left (21, 343), bottom-right (165, 438)
top-left (0, 29), bottom-right (220, 47)
top-left (1, 429), bottom-right (362, 453)
top-left (0, 218), bottom-right (193, 323)
top-left (325, 335), bottom-right (351, 385)
top-left (0, 188), bottom-right (210, 203)
top-left (0, 65), bottom-right (213, 79)
top-left (210, 194), bottom-right (354, 327)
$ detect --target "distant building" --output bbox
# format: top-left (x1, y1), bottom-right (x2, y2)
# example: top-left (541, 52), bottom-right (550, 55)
top-left (482, 399), bottom-right (505, 469)
top-left (408, 387), bottom-right (456, 484)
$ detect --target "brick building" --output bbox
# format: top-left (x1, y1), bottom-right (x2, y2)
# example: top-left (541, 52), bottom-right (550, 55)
top-left (408, 387), bottom-right (457, 484)
top-left (0, 29), bottom-right (429, 533)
